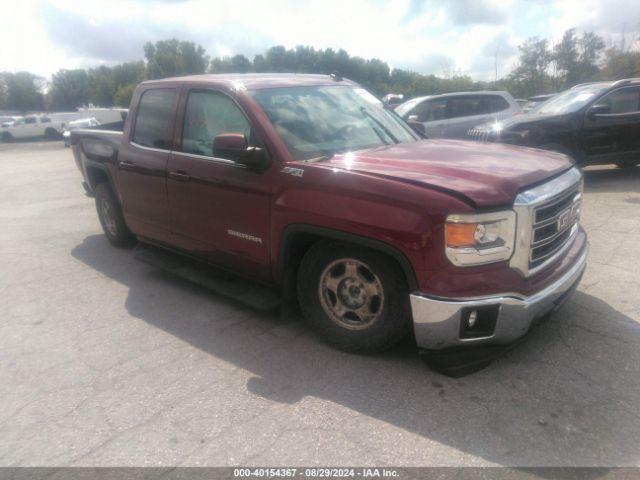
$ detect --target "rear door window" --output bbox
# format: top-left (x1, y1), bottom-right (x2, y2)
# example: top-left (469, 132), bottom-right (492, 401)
top-left (483, 95), bottom-right (511, 113)
top-left (447, 96), bottom-right (484, 119)
top-left (132, 88), bottom-right (176, 149)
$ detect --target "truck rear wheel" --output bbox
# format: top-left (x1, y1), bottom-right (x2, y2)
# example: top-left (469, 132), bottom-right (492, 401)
top-left (297, 240), bottom-right (411, 353)
top-left (94, 183), bottom-right (136, 247)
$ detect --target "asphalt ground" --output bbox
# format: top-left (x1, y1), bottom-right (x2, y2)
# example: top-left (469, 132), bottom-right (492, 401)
top-left (1, 140), bottom-right (639, 467)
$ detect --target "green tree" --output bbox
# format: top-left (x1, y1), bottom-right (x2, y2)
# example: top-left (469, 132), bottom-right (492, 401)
top-left (87, 61), bottom-right (145, 106)
top-left (552, 29), bottom-right (579, 86)
top-left (3, 72), bottom-right (44, 112)
top-left (144, 39), bottom-right (209, 79)
top-left (600, 47), bottom-right (640, 79)
top-left (114, 83), bottom-right (137, 107)
top-left (48, 69), bottom-right (90, 110)
top-left (0, 73), bottom-right (8, 109)
top-left (88, 66), bottom-right (116, 106)
top-left (551, 29), bottom-right (606, 87)
top-left (579, 31), bottom-right (606, 67)
top-left (210, 54), bottom-right (252, 73)
top-left (507, 37), bottom-right (552, 96)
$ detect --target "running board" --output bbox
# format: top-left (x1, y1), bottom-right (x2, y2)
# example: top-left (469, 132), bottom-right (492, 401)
top-left (134, 244), bottom-right (281, 312)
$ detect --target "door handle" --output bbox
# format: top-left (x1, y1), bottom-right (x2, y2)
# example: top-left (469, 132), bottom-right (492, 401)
top-left (169, 170), bottom-right (191, 182)
top-left (118, 161), bottom-right (136, 171)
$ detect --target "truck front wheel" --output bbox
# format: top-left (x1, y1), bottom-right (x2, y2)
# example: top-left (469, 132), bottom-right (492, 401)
top-left (297, 240), bottom-right (411, 353)
top-left (94, 183), bottom-right (136, 247)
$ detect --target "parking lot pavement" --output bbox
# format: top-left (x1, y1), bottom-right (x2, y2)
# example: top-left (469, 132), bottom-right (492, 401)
top-left (1, 141), bottom-right (639, 467)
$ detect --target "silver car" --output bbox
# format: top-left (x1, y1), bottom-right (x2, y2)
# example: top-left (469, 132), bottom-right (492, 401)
top-left (395, 91), bottom-right (521, 139)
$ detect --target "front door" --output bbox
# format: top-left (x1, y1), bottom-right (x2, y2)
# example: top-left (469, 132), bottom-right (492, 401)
top-left (116, 87), bottom-right (177, 242)
top-left (580, 86), bottom-right (640, 164)
top-left (166, 88), bottom-right (272, 280)
top-left (413, 98), bottom-right (448, 138)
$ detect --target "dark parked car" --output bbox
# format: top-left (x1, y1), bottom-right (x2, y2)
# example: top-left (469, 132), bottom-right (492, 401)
top-left (70, 74), bottom-right (587, 363)
top-left (468, 78), bottom-right (640, 168)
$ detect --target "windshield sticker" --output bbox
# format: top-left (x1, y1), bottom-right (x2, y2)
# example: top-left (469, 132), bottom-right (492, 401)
top-left (354, 88), bottom-right (382, 105)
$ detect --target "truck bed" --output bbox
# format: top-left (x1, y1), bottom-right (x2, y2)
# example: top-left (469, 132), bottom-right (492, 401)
top-left (70, 128), bottom-right (123, 193)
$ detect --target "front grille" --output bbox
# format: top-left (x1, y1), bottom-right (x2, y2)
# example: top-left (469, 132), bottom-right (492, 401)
top-left (528, 187), bottom-right (581, 270)
top-left (466, 128), bottom-right (494, 143)
top-left (510, 167), bottom-right (583, 277)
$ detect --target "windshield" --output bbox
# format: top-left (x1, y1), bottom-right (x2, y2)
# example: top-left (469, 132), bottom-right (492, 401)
top-left (251, 85), bottom-right (418, 161)
top-left (534, 84), bottom-right (608, 114)
top-left (395, 97), bottom-right (424, 117)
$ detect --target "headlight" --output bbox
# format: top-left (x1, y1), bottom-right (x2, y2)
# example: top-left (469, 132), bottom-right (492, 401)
top-left (445, 210), bottom-right (516, 266)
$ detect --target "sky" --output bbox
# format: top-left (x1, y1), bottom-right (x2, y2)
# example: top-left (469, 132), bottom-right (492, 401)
top-left (1, 0), bottom-right (639, 81)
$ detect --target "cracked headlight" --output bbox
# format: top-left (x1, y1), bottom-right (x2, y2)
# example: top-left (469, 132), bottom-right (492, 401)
top-left (445, 210), bottom-right (516, 266)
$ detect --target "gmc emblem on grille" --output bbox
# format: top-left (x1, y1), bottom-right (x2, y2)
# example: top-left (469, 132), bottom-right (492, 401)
top-left (557, 210), bottom-right (571, 230)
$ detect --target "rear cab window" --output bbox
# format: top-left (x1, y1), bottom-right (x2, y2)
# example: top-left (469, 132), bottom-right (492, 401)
top-left (132, 88), bottom-right (176, 149)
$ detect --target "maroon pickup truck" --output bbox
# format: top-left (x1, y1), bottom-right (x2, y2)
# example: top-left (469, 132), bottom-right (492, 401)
top-left (71, 73), bottom-right (588, 359)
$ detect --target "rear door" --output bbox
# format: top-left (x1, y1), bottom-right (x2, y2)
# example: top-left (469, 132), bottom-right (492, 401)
top-left (166, 88), bottom-right (272, 279)
top-left (580, 86), bottom-right (640, 164)
top-left (116, 87), bottom-right (177, 242)
top-left (484, 94), bottom-right (515, 120)
top-left (446, 95), bottom-right (490, 138)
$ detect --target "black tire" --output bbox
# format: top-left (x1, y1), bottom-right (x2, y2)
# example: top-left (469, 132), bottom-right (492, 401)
top-left (1, 132), bottom-right (13, 143)
top-left (94, 183), bottom-right (136, 247)
top-left (297, 240), bottom-right (411, 353)
top-left (44, 128), bottom-right (60, 140)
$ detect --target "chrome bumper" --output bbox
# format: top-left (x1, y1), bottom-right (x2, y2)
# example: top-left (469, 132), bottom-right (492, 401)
top-left (411, 245), bottom-right (588, 350)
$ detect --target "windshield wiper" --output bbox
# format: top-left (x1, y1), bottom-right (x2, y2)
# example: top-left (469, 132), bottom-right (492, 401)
top-left (360, 107), bottom-right (399, 144)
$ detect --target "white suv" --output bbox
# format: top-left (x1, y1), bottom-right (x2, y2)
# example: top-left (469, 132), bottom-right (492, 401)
top-left (1, 115), bottom-right (64, 141)
top-left (395, 91), bottom-right (521, 139)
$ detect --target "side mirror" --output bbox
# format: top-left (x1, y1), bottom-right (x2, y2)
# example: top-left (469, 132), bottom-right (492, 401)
top-left (212, 133), bottom-right (269, 170)
top-left (588, 104), bottom-right (610, 117)
top-left (407, 120), bottom-right (427, 138)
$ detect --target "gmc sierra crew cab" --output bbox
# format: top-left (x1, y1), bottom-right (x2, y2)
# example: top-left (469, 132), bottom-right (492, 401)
top-left (71, 73), bottom-right (588, 357)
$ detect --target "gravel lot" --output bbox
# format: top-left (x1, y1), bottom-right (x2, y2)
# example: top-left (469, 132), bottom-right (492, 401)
top-left (1, 141), bottom-right (639, 467)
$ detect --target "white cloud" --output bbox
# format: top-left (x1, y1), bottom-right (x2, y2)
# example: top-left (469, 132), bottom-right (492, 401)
top-left (1, 0), bottom-right (638, 80)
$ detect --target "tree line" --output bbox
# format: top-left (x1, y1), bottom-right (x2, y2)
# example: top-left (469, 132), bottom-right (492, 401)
top-left (1, 28), bottom-right (639, 113)
top-left (498, 28), bottom-right (640, 98)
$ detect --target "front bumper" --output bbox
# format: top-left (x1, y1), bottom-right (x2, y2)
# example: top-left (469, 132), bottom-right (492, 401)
top-left (410, 244), bottom-right (588, 351)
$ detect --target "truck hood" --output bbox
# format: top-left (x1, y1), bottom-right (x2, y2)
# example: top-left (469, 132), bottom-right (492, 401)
top-left (323, 139), bottom-right (572, 208)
